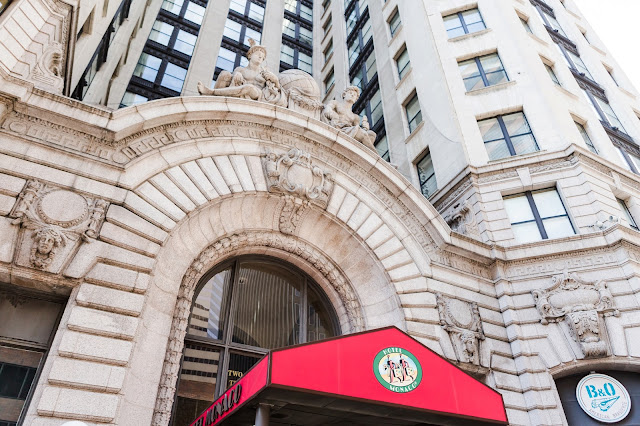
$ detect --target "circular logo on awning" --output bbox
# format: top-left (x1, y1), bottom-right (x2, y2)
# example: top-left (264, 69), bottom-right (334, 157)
top-left (373, 347), bottom-right (422, 393)
top-left (576, 374), bottom-right (631, 423)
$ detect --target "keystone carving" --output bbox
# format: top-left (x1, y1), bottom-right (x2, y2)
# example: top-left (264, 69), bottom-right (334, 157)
top-left (277, 195), bottom-right (310, 235)
top-left (9, 180), bottom-right (109, 272)
top-left (444, 200), bottom-right (479, 238)
top-left (262, 148), bottom-right (333, 208)
top-left (532, 272), bottom-right (619, 359)
top-left (436, 293), bottom-right (484, 365)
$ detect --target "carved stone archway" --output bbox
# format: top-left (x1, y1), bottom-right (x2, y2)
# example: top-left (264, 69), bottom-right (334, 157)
top-left (152, 230), bottom-right (365, 425)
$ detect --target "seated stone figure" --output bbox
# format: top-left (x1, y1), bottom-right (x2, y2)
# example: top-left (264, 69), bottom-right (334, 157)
top-left (321, 86), bottom-right (377, 151)
top-left (197, 39), bottom-right (286, 106)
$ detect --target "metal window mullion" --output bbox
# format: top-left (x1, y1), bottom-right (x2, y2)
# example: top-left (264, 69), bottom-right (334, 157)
top-left (620, 149), bottom-right (639, 174)
top-left (497, 116), bottom-right (517, 156)
top-left (526, 191), bottom-right (549, 239)
top-left (458, 12), bottom-right (469, 34)
top-left (475, 57), bottom-right (490, 87)
top-left (536, 6), bottom-right (551, 28)
top-left (585, 90), bottom-right (609, 125)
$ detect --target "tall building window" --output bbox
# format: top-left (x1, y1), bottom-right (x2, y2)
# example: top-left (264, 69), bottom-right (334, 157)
top-left (123, 0), bottom-right (208, 106)
top-left (324, 69), bottom-right (335, 94)
top-left (323, 40), bottom-right (334, 63)
top-left (617, 198), bottom-right (638, 230)
top-left (532, 1), bottom-right (567, 38)
top-left (575, 122), bottom-right (597, 154)
top-left (171, 257), bottom-right (339, 426)
top-left (405, 93), bottom-right (422, 133)
top-left (555, 45), bottom-right (594, 81)
top-left (504, 188), bottom-right (575, 243)
top-left (617, 147), bottom-right (640, 174)
top-left (388, 10), bottom-right (401, 37)
top-left (395, 46), bottom-right (411, 80)
top-left (417, 152), bottom-right (437, 198)
top-left (323, 15), bottom-right (332, 36)
top-left (280, 0), bottom-right (313, 72)
top-left (72, 0), bottom-right (133, 100)
top-left (375, 134), bottom-right (390, 162)
top-left (582, 90), bottom-right (627, 134)
top-left (458, 53), bottom-right (508, 91)
top-left (478, 112), bottom-right (538, 160)
top-left (0, 288), bottom-right (66, 425)
top-left (350, 49), bottom-right (376, 90)
top-left (545, 64), bottom-right (561, 86)
top-left (520, 17), bottom-right (533, 34)
top-left (443, 8), bottom-right (486, 38)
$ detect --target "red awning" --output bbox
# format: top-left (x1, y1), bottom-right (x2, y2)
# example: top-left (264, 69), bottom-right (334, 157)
top-left (190, 327), bottom-right (508, 426)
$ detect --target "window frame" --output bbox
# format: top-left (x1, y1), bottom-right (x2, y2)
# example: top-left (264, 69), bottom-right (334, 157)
top-left (174, 256), bottom-right (341, 405)
top-left (478, 112), bottom-right (539, 160)
top-left (395, 45), bottom-right (411, 80)
top-left (617, 198), bottom-right (639, 230)
top-left (388, 9), bottom-right (401, 37)
top-left (443, 7), bottom-right (486, 38)
top-left (504, 188), bottom-right (575, 242)
top-left (575, 121), bottom-right (598, 154)
top-left (404, 92), bottom-right (422, 134)
top-left (458, 52), bottom-right (508, 91)
top-left (416, 151), bottom-right (437, 198)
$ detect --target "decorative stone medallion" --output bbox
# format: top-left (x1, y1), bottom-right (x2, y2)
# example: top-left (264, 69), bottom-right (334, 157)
top-left (436, 293), bottom-right (485, 365)
top-left (373, 347), bottom-right (422, 393)
top-left (38, 190), bottom-right (89, 227)
top-left (576, 373), bottom-right (631, 423)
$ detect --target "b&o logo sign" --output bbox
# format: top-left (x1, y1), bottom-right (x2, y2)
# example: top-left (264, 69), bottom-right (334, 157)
top-left (373, 347), bottom-right (422, 393)
top-left (576, 373), bottom-right (631, 423)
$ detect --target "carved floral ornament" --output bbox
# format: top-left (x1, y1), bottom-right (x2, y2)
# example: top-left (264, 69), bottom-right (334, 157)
top-left (152, 231), bottom-right (364, 425)
top-left (9, 179), bottom-right (108, 272)
top-left (436, 294), bottom-right (485, 365)
top-left (532, 272), bottom-right (619, 359)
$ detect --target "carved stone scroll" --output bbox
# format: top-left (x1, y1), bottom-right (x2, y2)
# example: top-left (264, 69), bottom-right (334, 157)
top-left (444, 200), bottom-right (479, 238)
top-left (436, 293), bottom-right (485, 365)
top-left (532, 272), bottom-right (619, 358)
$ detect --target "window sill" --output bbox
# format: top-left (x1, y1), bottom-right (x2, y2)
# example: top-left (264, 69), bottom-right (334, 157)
top-left (618, 86), bottom-right (637, 100)
top-left (590, 43), bottom-right (607, 56)
top-left (465, 80), bottom-right (516, 96)
top-left (448, 28), bottom-right (492, 43)
top-left (395, 67), bottom-right (412, 89)
top-left (404, 121), bottom-right (425, 144)
top-left (527, 32), bottom-right (549, 47)
top-left (487, 149), bottom-right (547, 165)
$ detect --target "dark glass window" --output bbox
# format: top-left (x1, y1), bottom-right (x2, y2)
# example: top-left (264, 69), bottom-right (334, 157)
top-left (396, 46), bottom-right (411, 80)
top-left (323, 40), bottom-right (334, 63)
top-left (172, 257), bottom-right (339, 426)
top-left (443, 8), bottom-right (486, 38)
top-left (0, 0), bottom-right (12, 15)
top-left (575, 122), bottom-right (597, 154)
top-left (535, 6), bottom-right (566, 37)
top-left (504, 188), bottom-right (574, 243)
top-left (324, 68), bottom-right (334, 94)
top-left (388, 10), bottom-right (401, 37)
top-left (478, 112), bottom-right (538, 160)
top-left (0, 289), bottom-right (65, 425)
top-left (582, 89), bottom-right (627, 134)
top-left (458, 53), bottom-right (508, 91)
top-left (618, 198), bottom-right (638, 230)
top-left (280, 0), bottom-right (313, 73)
top-left (375, 134), bottom-right (390, 162)
top-left (545, 64), bottom-right (560, 86)
top-left (405, 93), bottom-right (422, 133)
top-left (417, 152), bottom-right (437, 198)
top-left (520, 17), bottom-right (533, 34)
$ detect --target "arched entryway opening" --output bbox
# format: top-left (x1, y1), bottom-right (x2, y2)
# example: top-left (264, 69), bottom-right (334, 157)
top-left (171, 256), bottom-right (341, 425)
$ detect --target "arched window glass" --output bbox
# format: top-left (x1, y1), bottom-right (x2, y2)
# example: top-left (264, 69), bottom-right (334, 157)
top-left (172, 257), bottom-right (339, 425)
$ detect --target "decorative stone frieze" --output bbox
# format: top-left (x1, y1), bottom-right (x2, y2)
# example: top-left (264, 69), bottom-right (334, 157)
top-left (9, 180), bottom-right (109, 272)
top-left (152, 231), bottom-right (364, 426)
top-left (532, 272), bottom-right (619, 358)
top-left (262, 148), bottom-right (333, 208)
top-left (436, 293), bottom-right (484, 365)
top-left (444, 201), bottom-right (479, 238)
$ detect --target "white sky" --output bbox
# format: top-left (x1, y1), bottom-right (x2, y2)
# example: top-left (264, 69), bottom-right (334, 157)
top-left (576, 0), bottom-right (640, 91)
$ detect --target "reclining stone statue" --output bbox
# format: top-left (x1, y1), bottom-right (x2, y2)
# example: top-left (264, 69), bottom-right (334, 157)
top-left (197, 42), bottom-right (378, 154)
top-left (321, 86), bottom-right (377, 151)
top-left (197, 39), bottom-right (286, 106)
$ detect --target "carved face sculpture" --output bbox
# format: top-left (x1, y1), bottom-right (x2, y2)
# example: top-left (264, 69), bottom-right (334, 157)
top-left (248, 49), bottom-right (266, 66)
top-left (342, 87), bottom-right (360, 104)
top-left (460, 331), bottom-right (476, 357)
top-left (37, 232), bottom-right (56, 255)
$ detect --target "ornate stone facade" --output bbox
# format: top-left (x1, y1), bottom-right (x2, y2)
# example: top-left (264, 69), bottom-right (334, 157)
top-left (436, 294), bottom-right (485, 365)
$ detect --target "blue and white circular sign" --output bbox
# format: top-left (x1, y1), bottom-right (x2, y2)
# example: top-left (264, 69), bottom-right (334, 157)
top-left (576, 374), bottom-right (631, 423)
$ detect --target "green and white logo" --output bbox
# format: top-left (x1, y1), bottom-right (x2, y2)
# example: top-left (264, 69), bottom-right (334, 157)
top-left (373, 347), bottom-right (422, 393)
